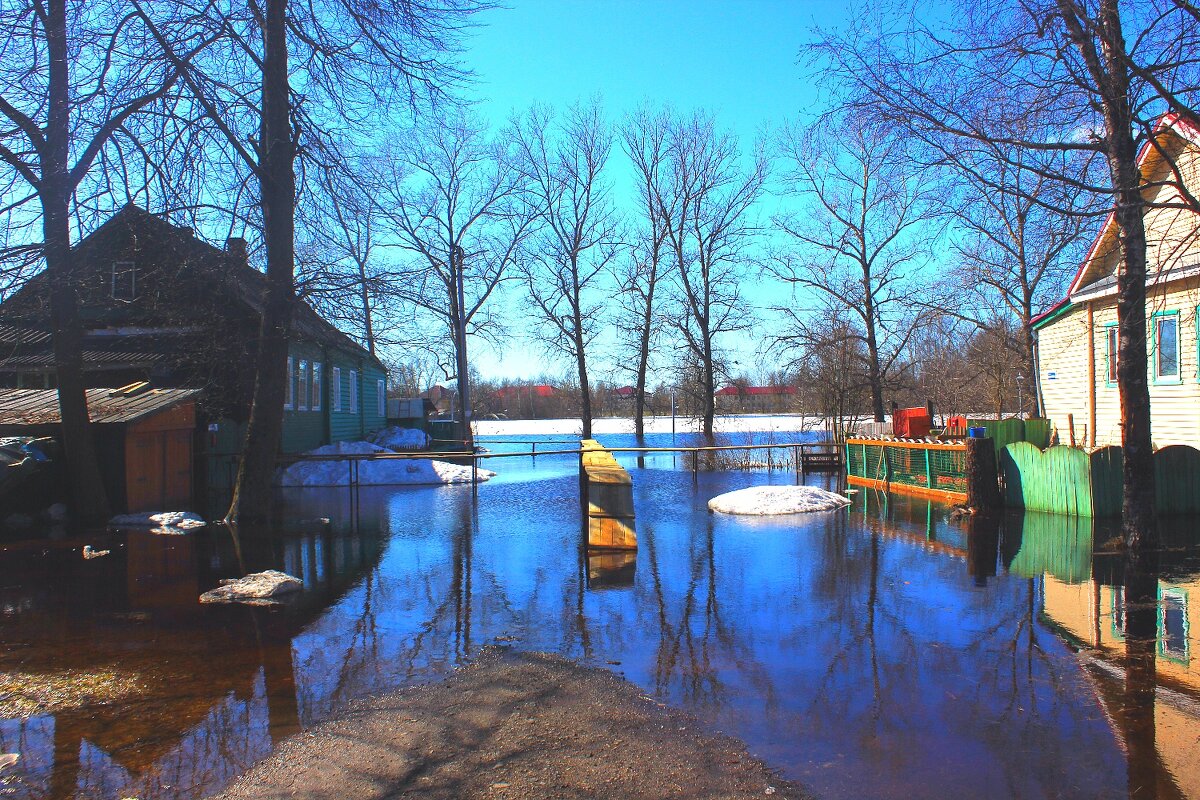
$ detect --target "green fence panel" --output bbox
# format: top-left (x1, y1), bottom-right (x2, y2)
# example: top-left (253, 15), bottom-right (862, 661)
top-left (1001, 442), bottom-right (1094, 516)
top-left (1023, 419), bottom-right (1051, 450)
top-left (1154, 445), bottom-right (1200, 515)
top-left (968, 417), bottom-right (1027, 454)
top-left (1089, 446), bottom-right (1123, 518)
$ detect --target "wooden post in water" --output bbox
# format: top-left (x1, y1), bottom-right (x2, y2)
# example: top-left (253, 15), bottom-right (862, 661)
top-left (965, 436), bottom-right (1002, 512)
top-left (580, 439), bottom-right (637, 550)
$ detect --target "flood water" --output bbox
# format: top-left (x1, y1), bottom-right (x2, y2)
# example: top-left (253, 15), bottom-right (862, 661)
top-left (2, 430), bottom-right (1200, 799)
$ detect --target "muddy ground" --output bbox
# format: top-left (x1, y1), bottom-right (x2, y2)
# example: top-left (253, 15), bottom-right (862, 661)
top-left (214, 648), bottom-right (811, 800)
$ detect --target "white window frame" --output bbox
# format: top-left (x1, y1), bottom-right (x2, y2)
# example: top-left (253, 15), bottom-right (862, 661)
top-left (349, 370), bottom-right (359, 414)
top-left (112, 261), bottom-right (137, 301)
top-left (377, 379), bottom-right (386, 417)
top-left (332, 366), bottom-right (342, 411)
top-left (285, 357), bottom-right (294, 410)
top-left (1153, 312), bottom-right (1181, 383)
top-left (298, 360), bottom-right (309, 411)
top-left (312, 362), bottom-right (322, 412)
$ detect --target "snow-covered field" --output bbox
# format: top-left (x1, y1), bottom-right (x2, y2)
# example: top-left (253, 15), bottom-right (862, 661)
top-left (473, 414), bottom-right (828, 437)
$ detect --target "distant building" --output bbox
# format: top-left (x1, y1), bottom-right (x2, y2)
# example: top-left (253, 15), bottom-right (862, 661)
top-left (714, 384), bottom-right (798, 414)
top-left (0, 205), bottom-right (388, 456)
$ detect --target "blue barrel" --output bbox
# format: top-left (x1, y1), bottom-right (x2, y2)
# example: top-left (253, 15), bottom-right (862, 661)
top-left (968, 426), bottom-right (986, 438)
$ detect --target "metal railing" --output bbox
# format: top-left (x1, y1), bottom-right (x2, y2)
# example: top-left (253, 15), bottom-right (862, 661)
top-left (275, 440), bottom-right (843, 496)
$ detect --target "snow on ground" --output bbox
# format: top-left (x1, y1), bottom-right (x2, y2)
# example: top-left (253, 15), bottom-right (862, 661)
top-left (707, 485), bottom-right (851, 516)
top-left (368, 426), bottom-right (431, 450)
top-left (473, 414), bottom-right (829, 437)
top-left (276, 441), bottom-right (495, 487)
top-left (109, 511), bottom-right (207, 533)
top-left (200, 570), bottom-right (303, 605)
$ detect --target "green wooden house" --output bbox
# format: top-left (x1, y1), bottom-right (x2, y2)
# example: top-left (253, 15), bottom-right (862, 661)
top-left (0, 205), bottom-right (387, 466)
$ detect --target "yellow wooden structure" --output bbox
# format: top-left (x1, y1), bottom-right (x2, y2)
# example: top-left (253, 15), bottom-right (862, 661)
top-left (580, 438), bottom-right (637, 550)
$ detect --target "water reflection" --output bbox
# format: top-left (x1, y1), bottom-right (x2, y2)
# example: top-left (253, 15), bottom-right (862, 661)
top-left (2, 458), bottom-right (1200, 799)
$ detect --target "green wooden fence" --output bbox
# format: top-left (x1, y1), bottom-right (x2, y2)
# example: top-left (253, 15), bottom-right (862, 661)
top-left (966, 417), bottom-right (1051, 451)
top-left (1000, 441), bottom-right (1200, 517)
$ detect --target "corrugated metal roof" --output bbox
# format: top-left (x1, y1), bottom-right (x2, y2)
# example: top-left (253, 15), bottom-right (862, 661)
top-left (0, 350), bottom-right (168, 369)
top-left (0, 387), bottom-right (198, 426)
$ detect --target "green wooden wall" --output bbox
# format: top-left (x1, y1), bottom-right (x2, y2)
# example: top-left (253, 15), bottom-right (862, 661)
top-left (1000, 441), bottom-right (1200, 517)
top-left (282, 341), bottom-right (387, 454)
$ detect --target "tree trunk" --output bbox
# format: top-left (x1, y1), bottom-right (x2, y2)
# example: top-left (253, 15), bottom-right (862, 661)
top-left (702, 339), bottom-right (715, 438)
top-left (227, 0), bottom-right (295, 523)
top-left (577, 348), bottom-right (592, 438)
top-left (358, 257), bottom-right (375, 357)
top-left (44, 0), bottom-right (110, 522)
top-left (1095, 0), bottom-right (1157, 550)
top-left (634, 296), bottom-right (653, 440)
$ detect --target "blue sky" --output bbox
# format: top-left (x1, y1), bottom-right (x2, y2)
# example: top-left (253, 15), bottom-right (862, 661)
top-left (454, 0), bottom-right (856, 383)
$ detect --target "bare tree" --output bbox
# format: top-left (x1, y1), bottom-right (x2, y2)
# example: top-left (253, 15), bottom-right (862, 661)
top-left (781, 303), bottom-right (871, 439)
top-left (0, 0), bottom-right (209, 521)
top-left (298, 174), bottom-right (388, 357)
top-left (813, 0), bottom-right (1200, 547)
top-left (370, 111), bottom-right (533, 448)
top-left (136, 0), bottom-right (481, 520)
top-left (771, 116), bottom-right (938, 422)
top-left (618, 107), bottom-right (672, 438)
top-left (657, 111), bottom-right (766, 437)
top-left (932, 133), bottom-right (1099, 417)
top-left (514, 101), bottom-right (621, 439)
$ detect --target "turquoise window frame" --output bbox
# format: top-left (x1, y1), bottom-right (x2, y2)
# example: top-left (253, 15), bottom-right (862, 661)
top-left (1103, 322), bottom-right (1119, 388)
top-left (1151, 310), bottom-right (1182, 385)
top-left (1158, 585), bottom-right (1190, 665)
top-left (1111, 585), bottom-right (1126, 642)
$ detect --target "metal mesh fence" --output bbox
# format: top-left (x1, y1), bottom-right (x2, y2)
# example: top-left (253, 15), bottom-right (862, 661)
top-left (845, 440), bottom-right (967, 494)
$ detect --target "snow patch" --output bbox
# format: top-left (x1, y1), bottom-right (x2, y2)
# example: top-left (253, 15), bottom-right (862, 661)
top-left (276, 441), bottom-right (495, 487)
top-left (368, 426), bottom-right (431, 451)
top-left (707, 485), bottom-right (850, 516)
top-left (109, 511), bottom-right (207, 534)
top-left (200, 570), bottom-right (303, 605)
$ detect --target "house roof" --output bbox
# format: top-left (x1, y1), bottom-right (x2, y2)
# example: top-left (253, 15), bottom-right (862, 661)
top-left (0, 205), bottom-right (380, 369)
top-left (0, 386), bottom-right (198, 426)
top-left (1067, 113), bottom-right (1200, 298)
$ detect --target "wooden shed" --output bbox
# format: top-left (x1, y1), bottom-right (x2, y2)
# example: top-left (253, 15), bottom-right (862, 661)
top-left (0, 384), bottom-right (199, 512)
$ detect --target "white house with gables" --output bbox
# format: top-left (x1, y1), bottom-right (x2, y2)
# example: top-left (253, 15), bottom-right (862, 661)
top-left (1034, 114), bottom-right (1200, 449)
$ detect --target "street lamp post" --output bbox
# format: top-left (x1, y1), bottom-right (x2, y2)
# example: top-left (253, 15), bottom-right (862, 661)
top-left (1016, 373), bottom-right (1025, 419)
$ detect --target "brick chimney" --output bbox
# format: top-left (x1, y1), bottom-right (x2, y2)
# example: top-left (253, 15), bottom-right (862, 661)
top-left (225, 236), bottom-right (248, 264)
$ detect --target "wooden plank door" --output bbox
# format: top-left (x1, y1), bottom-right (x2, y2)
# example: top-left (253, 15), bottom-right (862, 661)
top-left (126, 432), bottom-right (164, 512)
top-left (163, 429), bottom-right (193, 508)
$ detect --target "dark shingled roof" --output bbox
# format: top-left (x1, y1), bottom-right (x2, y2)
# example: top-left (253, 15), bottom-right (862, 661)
top-left (0, 205), bottom-right (378, 365)
top-left (0, 387), bottom-right (198, 425)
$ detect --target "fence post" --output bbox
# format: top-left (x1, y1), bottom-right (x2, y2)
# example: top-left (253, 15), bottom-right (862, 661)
top-left (965, 437), bottom-right (1002, 511)
top-left (924, 449), bottom-right (933, 491)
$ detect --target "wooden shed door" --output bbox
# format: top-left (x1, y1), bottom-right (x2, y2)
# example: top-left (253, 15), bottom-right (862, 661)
top-left (163, 429), bottom-right (193, 507)
top-left (126, 432), bottom-right (164, 512)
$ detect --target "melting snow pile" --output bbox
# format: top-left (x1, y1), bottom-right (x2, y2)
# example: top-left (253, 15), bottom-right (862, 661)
top-left (368, 426), bottom-right (431, 451)
top-left (707, 485), bottom-right (850, 516)
top-left (200, 570), bottom-right (302, 605)
top-left (109, 511), bottom-right (207, 534)
top-left (276, 441), bottom-right (495, 487)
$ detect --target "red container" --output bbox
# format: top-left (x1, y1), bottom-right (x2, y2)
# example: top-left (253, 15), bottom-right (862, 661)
top-left (893, 407), bottom-right (932, 439)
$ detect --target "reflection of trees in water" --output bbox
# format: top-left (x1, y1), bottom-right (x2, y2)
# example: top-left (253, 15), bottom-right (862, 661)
top-left (639, 517), bottom-right (775, 712)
